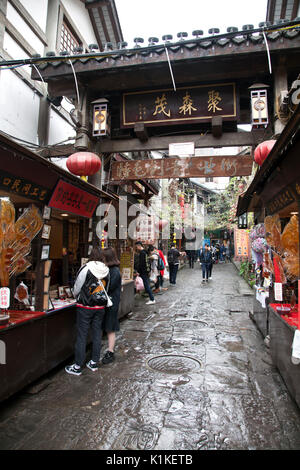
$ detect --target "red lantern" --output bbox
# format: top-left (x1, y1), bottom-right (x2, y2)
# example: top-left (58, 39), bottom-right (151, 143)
top-left (254, 140), bottom-right (276, 166)
top-left (66, 152), bottom-right (101, 180)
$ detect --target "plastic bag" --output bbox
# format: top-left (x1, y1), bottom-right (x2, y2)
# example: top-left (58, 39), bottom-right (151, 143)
top-left (135, 275), bottom-right (144, 291)
top-left (163, 270), bottom-right (169, 280)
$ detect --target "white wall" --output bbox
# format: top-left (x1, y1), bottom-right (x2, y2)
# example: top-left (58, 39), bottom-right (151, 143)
top-left (6, 2), bottom-right (45, 55)
top-left (19, 0), bottom-right (48, 33)
top-left (48, 107), bottom-right (75, 146)
top-left (0, 69), bottom-right (40, 144)
top-left (61, 0), bottom-right (98, 46)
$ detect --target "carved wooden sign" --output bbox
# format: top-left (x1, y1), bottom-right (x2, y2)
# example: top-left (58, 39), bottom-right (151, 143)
top-left (122, 83), bottom-right (237, 128)
top-left (111, 155), bottom-right (253, 181)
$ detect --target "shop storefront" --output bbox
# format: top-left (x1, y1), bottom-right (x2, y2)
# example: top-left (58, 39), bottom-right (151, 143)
top-left (237, 104), bottom-right (300, 408)
top-left (0, 132), bottom-right (133, 402)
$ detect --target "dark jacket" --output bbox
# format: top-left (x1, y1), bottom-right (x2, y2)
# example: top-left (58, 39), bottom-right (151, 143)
top-left (137, 249), bottom-right (149, 276)
top-left (106, 266), bottom-right (121, 315)
top-left (167, 248), bottom-right (180, 265)
top-left (200, 249), bottom-right (212, 264)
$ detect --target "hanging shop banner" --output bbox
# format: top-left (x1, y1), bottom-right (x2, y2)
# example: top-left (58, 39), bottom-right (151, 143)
top-left (111, 155), bottom-right (253, 181)
top-left (234, 228), bottom-right (250, 259)
top-left (119, 250), bottom-right (134, 281)
top-left (121, 82), bottom-right (237, 128)
top-left (48, 180), bottom-right (99, 218)
top-left (0, 170), bottom-right (51, 202)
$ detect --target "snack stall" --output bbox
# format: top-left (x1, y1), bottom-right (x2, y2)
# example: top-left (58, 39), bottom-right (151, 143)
top-left (237, 104), bottom-right (300, 408)
top-left (0, 132), bottom-right (115, 402)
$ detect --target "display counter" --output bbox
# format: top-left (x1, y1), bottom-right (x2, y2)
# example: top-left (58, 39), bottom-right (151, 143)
top-left (269, 304), bottom-right (300, 409)
top-left (0, 303), bottom-right (76, 402)
top-left (251, 286), bottom-right (270, 338)
top-left (0, 281), bottom-right (135, 402)
top-left (118, 279), bottom-right (135, 319)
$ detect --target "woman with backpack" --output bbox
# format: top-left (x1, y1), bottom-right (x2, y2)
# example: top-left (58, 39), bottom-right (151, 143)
top-left (100, 247), bottom-right (121, 365)
top-left (65, 247), bottom-right (109, 376)
top-left (151, 245), bottom-right (167, 293)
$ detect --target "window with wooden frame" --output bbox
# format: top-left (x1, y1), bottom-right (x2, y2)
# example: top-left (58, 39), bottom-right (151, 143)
top-left (60, 18), bottom-right (81, 53)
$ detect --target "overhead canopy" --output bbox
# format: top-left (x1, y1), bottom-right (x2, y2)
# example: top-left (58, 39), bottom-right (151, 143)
top-left (236, 103), bottom-right (300, 217)
top-left (0, 131), bottom-right (116, 216)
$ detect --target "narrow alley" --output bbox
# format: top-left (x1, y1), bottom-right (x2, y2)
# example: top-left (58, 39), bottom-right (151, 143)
top-left (0, 262), bottom-right (300, 451)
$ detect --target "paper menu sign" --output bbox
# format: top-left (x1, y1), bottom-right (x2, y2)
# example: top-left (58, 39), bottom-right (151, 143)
top-left (274, 283), bottom-right (283, 301)
top-left (0, 287), bottom-right (10, 309)
top-left (292, 330), bottom-right (300, 364)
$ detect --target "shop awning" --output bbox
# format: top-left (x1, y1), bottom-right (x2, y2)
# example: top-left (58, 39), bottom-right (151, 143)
top-left (0, 131), bottom-right (117, 216)
top-left (236, 103), bottom-right (300, 217)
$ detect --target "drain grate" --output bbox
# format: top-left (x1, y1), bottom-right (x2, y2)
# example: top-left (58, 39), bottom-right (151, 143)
top-left (147, 354), bottom-right (202, 374)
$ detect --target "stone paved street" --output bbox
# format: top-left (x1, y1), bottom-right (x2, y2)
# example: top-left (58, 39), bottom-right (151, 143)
top-left (1, 262), bottom-right (300, 450)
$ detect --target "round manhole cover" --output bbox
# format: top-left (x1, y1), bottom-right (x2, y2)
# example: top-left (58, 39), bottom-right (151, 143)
top-left (174, 320), bottom-right (208, 328)
top-left (147, 355), bottom-right (202, 374)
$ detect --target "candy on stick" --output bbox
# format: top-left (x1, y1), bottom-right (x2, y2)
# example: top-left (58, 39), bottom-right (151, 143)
top-left (0, 200), bottom-right (15, 286)
top-left (264, 214), bottom-right (282, 252)
top-left (0, 202), bottom-right (43, 286)
top-left (273, 252), bottom-right (287, 284)
top-left (281, 215), bottom-right (299, 253)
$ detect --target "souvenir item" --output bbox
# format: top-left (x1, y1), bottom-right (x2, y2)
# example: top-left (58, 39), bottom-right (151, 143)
top-left (264, 214), bottom-right (282, 252)
top-left (281, 215), bottom-right (299, 253)
top-left (0, 202), bottom-right (43, 286)
top-left (14, 282), bottom-right (30, 305)
top-left (273, 253), bottom-right (287, 284)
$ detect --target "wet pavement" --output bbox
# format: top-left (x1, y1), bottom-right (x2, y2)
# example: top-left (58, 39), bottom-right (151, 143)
top-left (1, 262), bottom-right (300, 450)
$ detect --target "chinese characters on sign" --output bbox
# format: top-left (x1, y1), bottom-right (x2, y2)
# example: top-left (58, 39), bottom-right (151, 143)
top-left (234, 228), bottom-right (250, 260)
top-left (266, 187), bottom-right (295, 215)
top-left (122, 83), bottom-right (237, 127)
top-left (111, 155), bottom-right (253, 181)
top-left (48, 180), bottom-right (99, 218)
top-left (0, 171), bottom-right (50, 202)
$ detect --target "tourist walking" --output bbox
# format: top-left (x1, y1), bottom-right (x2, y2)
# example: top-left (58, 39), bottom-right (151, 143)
top-left (65, 247), bottom-right (109, 376)
top-left (167, 244), bottom-right (183, 286)
top-left (208, 246), bottom-right (214, 279)
top-left (148, 245), bottom-right (159, 285)
top-left (100, 247), bottom-right (121, 365)
top-left (151, 245), bottom-right (167, 293)
top-left (135, 241), bottom-right (155, 305)
top-left (200, 244), bottom-right (212, 283)
top-left (186, 249), bottom-right (196, 268)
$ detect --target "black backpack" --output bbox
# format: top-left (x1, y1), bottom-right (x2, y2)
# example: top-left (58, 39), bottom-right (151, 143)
top-left (167, 249), bottom-right (176, 264)
top-left (77, 268), bottom-right (109, 307)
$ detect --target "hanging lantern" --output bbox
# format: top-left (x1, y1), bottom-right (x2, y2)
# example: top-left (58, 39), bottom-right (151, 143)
top-left (249, 83), bottom-right (270, 127)
top-left (92, 98), bottom-right (110, 137)
top-left (66, 152), bottom-right (101, 181)
top-left (254, 140), bottom-right (276, 166)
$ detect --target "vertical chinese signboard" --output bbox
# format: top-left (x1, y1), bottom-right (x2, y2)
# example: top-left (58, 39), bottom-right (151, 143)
top-left (234, 228), bottom-right (250, 260)
top-left (122, 82), bottom-right (237, 128)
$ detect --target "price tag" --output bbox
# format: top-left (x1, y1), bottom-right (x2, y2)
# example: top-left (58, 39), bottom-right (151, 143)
top-left (274, 282), bottom-right (283, 301)
top-left (292, 330), bottom-right (300, 364)
top-left (0, 287), bottom-right (10, 309)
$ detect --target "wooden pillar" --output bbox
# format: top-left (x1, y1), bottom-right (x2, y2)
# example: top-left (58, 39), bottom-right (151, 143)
top-left (74, 87), bottom-right (91, 151)
top-left (273, 61), bottom-right (288, 136)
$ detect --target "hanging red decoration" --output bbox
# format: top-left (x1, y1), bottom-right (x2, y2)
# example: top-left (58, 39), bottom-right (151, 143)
top-left (156, 219), bottom-right (168, 230)
top-left (66, 152), bottom-right (101, 179)
top-left (254, 140), bottom-right (276, 166)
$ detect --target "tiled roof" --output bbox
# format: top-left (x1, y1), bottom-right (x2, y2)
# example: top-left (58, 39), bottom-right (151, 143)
top-left (26, 19), bottom-right (300, 74)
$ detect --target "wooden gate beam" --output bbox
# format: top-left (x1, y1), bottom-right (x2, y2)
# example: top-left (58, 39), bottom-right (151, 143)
top-left (99, 130), bottom-right (269, 153)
